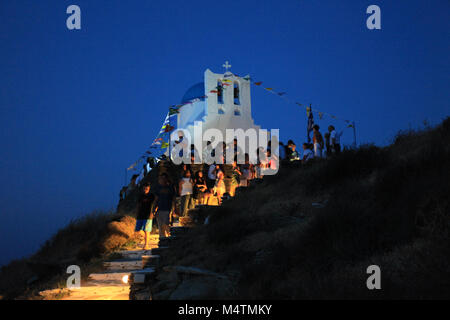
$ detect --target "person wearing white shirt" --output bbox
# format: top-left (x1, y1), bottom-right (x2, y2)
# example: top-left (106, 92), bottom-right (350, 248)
top-left (179, 170), bottom-right (194, 217)
top-left (328, 125), bottom-right (342, 155)
top-left (302, 143), bottom-right (314, 163)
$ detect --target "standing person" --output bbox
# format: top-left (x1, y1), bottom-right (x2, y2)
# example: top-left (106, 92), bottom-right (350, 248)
top-left (193, 171), bottom-right (210, 205)
top-left (239, 154), bottom-right (250, 187)
top-left (153, 173), bottom-right (175, 238)
top-left (324, 132), bottom-right (331, 158)
top-left (189, 154), bottom-right (204, 178)
top-left (134, 183), bottom-right (155, 250)
top-left (127, 174), bottom-right (139, 196)
top-left (207, 163), bottom-right (218, 192)
top-left (328, 125), bottom-right (342, 155)
top-left (285, 140), bottom-right (294, 160)
top-left (287, 141), bottom-right (300, 162)
top-left (214, 171), bottom-right (226, 205)
top-left (222, 159), bottom-right (235, 195)
top-left (230, 160), bottom-right (242, 196)
top-left (312, 125), bottom-right (324, 158)
top-left (230, 138), bottom-right (243, 162)
top-left (255, 147), bottom-right (267, 178)
top-left (119, 186), bottom-right (128, 201)
top-left (179, 170), bottom-right (194, 217)
top-left (266, 150), bottom-right (277, 170)
top-left (302, 143), bottom-right (314, 163)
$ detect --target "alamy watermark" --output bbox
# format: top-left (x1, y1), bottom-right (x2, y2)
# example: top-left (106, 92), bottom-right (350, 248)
top-left (366, 265), bottom-right (381, 290)
top-left (66, 5), bottom-right (81, 30)
top-left (366, 5), bottom-right (381, 30)
top-left (169, 122), bottom-right (280, 176)
top-left (66, 265), bottom-right (81, 289)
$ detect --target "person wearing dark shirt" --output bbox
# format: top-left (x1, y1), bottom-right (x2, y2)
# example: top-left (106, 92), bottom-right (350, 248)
top-left (153, 173), bottom-right (175, 238)
top-left (193, 170), bottom-right (210, 205)
top-left (135, 183), bottom-right (155, 250)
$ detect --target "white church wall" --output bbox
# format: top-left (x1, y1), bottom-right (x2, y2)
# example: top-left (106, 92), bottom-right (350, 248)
top-left (175, 68), bottom-right (268, 158)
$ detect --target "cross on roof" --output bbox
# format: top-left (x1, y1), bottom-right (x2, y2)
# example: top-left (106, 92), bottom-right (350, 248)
top-left (222, 60), bottom-right (232, 72)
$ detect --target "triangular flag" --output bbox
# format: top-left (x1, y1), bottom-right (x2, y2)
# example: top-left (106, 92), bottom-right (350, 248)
top-left (127, 161), bottom-right (137, 171)
top-left (265, 87), bottom-right (273, 91)
top-left (254, 82), bottom-right (263, 86)
top-left (169, 107), bottom-right (179, 115)
top-left (164, 124), bottom-right (174, 133)
top-left (278, 92), bottom-right (286, 96)
top-left (161, 142), bottom-right (169, 148)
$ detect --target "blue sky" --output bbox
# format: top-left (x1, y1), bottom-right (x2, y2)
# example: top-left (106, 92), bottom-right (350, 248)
top-left (0, 0), bottom-right (449, 266)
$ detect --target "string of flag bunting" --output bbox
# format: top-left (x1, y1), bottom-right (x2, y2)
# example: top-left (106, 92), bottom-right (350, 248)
top-left (237, 74), bottom-right (355, 128)
top-left (127, 71), bottom-right (356, 172)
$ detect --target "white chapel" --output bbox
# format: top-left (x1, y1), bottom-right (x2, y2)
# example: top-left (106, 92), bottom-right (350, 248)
top-left (175, 63), bottom-right (262, 149)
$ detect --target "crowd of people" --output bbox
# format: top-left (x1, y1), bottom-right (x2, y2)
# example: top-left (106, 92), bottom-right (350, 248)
top-left (121, 124), bottom-right (343, 247)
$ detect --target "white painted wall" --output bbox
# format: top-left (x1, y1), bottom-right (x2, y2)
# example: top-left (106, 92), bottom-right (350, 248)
top-left (176, 68), bottom-right (264, 154)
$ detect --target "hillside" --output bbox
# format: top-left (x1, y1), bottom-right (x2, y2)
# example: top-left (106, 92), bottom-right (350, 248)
top-left (157, 118), bottom-right (450, 299)
top-left (0, 117), bottom-right (449, 300)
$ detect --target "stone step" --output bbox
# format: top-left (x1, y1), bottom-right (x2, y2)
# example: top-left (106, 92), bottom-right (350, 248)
top-left (151, 246), bottom-right (169, 256)
top-left (131, 268), bottom-right (155, 284)
top-left (103, 259), bottom-right (142, 271)
top-left (170, 226), bottom-right (190, 235)
top-left (39, 286), bottom-right (129, 300)
top-left (158, 236), bottom-right (177, 247)
top-left (116, 249), bottom-right (153, 260)
top-left (88, 271), bottom-right (130, 284)
top-left (142, 255), bottom-right (160, 268)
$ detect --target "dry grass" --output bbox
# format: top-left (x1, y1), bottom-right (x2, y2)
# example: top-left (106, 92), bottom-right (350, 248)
top-left (0, 211), bottom-right (138, 299)
top-left (162, 117), bottom-right (450, 299)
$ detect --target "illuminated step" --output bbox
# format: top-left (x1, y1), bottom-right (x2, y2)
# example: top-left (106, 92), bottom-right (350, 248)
top-left (103, 259), bottom-right (142, 271)
top-left (116, 249), bottom-right (153, 259)
top-left (88, 271), bottom-right (130, 284)
top-left (131, 268), bottom-right (155, 284)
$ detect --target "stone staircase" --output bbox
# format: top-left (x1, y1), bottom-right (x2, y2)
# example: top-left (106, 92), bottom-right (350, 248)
top-left (129, 206), bottom-right (231, 300)
top-left (38, 204), bottom-right (216, 300)
top-left (38, 233), bottom-right (164, 300)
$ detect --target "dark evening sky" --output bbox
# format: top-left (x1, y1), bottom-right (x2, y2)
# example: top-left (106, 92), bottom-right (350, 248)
top-left (0, 0), bottom-right (448, 266)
